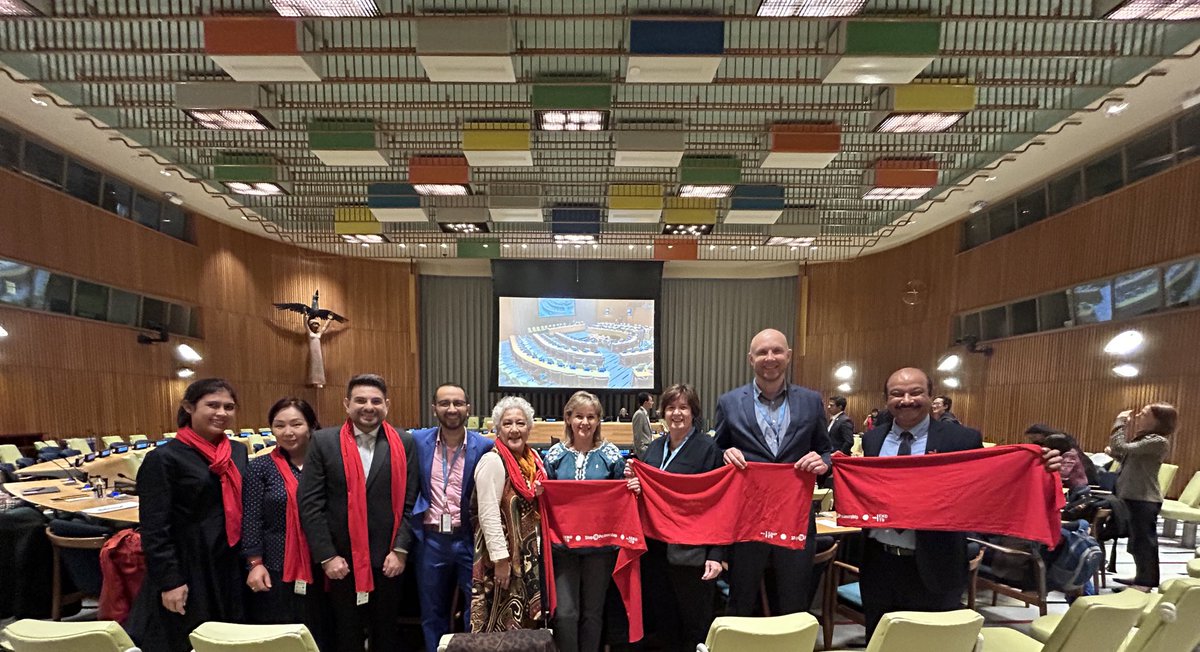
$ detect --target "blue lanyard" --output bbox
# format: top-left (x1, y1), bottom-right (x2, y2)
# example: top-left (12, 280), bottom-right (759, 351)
top-left (660, 431), bottom-right (693, 470)
top-left (754, 395), bottom-right (788, 440)
top-left (438, 431), bottom-right (464, 497)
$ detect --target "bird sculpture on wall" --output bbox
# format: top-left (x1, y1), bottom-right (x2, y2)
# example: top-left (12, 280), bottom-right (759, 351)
top-left (273, 290), bottom-right (348, 388)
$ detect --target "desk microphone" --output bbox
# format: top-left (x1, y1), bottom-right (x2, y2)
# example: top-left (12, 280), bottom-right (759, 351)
top-left (47, 457), bottom-right (86, 485)
top-left (115, 473), bottom-right (138, 496)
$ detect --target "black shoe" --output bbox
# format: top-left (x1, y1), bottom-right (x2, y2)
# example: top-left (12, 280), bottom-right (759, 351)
top-left (1113, 577), bottom-right (1138, 586)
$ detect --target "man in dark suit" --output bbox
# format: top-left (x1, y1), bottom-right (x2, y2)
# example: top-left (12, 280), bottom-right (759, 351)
top-left (826, 395), bottom-right (855, 456)
top-left (714, 328), bottom-right (832, 617)
top-left (859, 368), bottom-right (1060, 639)
top-left (410, 383), bottom-right (493, 652)
top-left (931, 395), bottom-right (961, 424)
top-left (299, 374), bottom-right (419, 652)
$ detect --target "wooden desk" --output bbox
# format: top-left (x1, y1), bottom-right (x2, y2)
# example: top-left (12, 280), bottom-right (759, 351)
top-left (816, 516), bottom-right (861, 536)
top-left (528, 421), bottom-right (636, 447)
top-left (3, 479), bottom-right (139, 524)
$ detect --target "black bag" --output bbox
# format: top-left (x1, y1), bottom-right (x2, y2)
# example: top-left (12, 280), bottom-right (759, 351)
top-left (1061, 493), bottom-right (1129, 541)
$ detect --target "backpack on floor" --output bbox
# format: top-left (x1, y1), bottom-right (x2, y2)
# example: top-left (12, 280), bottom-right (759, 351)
top-left (1046, 519), bottom-right (1102, 593)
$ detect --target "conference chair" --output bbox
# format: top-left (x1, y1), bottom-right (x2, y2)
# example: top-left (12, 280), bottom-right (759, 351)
top-left (970, 536), bottom-right (1050, 616)
top-left (1187, 558), bottom-right (1199, 579)
top-left (831, 609), bottom-right (983, 652)
top-left (978, 586), bottom-right (1147, 651)
top-left (247, 433), bottom-right (266, 452)
top-left (188, 622), bottom-right (320, 652)
top-left (4, 619), bottom-right (140, 652)
top-left (1116, 578), bottom-right (1200, 652)
top-left (65, 438), bottom-right (94, 454)
top-left (0, 443), bottom-right (25, 464)
top-left (698, 612), bottom-right (820, 652)
top-left (1157, 464), bottom-right (1179, 499)
top-left (101, 436), bottom-right (124, 448)
top-left (1161, 471), bottom-right (1200, 545)
top-left (127, 434), bottom-right (147, 443)
top-left (33, 440), bottom-right (51, 450)
top-left (45, 519), bottom-right (111, 620)
top-left (466, 416), bottom-right (480, 430)
top-left (161, 431), bottom-right (176, 439)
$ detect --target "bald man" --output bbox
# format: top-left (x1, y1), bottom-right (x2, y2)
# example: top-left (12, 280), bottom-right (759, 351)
top-left (714, 328), bottom-right (832, 616)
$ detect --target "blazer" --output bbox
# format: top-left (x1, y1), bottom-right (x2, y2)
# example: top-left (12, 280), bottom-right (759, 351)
top-left (409, 427), bottom-right (494, 543)
top-left (713, 382), bottom-right (832, 466)
top-left (631, 407), bottom-right (654, 459)
top-left (861, 417), bottom-right (984, 593)
top-left (828, 412), bottom-right (855, 456)
top-left (298, 424), bottom-right (420, 569)
top-left (641, 430), bottom-right (726, 564)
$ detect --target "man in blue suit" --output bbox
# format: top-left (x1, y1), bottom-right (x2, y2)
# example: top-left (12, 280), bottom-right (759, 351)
top-left (411, 383), bottom-right (494, 652)
top-left (715, 328), bottom-right (832, 617)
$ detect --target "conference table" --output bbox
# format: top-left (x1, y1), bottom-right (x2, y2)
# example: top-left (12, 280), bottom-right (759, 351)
top-left (4, 478), bottom-right (140, 524)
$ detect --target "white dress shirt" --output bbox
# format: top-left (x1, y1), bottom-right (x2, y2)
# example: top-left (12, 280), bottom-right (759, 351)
top-left (354, 426), bottom-right (379, 480)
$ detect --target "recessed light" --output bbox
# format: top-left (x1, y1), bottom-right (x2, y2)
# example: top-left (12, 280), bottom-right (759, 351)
top-left (942, 377), bottom-right (961, 389)
top-left (270, 0), bottom-right (378, 17)
top-left (437, 222), bottom-right (490, 234)
top-left (836, 382), bottom-right (853, 393)
top-left (750, 245), bottom-right (758, 250)
top-left (1105, 101), bottom-right (1130, 116)
top-left (224, 182), bottom-right (287, 196)
top-left (399, 243), bottom-right (407, 248)
top-left (160, 170), bottom-right (173, 177)
top-left (361, 242), bottom-right (370, 248)
top-left (765, 236), bottom-right (816, 247)
top-left (2, 0), bottom-right (40, 16)
top-left (177, 368), bottom-right (196, 379)
top-left (757, 0), bottom-right (867, 17)
top-left (184, 109), bottom-right (274, 130)
top-left (863, 187), bottom-right (933, 201)
top-left (969, 201), bottom-right (988, 214)
top-left (414, 184), bottom-right (469, 196)
top-left (679, 184), bottom-right (733, 199)
top-left (1112, 363), bottom-right (1140, 378)
top-left (1104, 330), bottom-right (1145, 356)
top-left (535, 110), bottom-right (609, 132)
top-left (521, 243), bottom-right (528, 249)
top-left (29, 96), bottom-right (48, 107)
top-left (937, 354), bottom-right (962, 372)
top-left (553, 234), bottom-right (597, 245)
top-left (833, 364), bottom-right (854, 381)
top-left (1105, 1), bottom-right (1200, 21)
top-left (440, 243), bottom-right (448, 248)
top-left (419, 243), bottom-right (427, 248)
top-left (340, 234), bottom-right (389, 244)
top-left (876, 112), bottom-right (965, 133)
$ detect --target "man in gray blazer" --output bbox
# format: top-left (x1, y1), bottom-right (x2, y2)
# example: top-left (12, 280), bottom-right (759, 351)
top-left (631, 391), bottom-right (655, 459)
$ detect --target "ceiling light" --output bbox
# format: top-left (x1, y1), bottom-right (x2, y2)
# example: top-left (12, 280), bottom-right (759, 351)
top-left (163, 192), bottom-right (185, 206)
top-left (662, 224), bottom-right (713, 236)
top-left (437, 222), bottom-right (490, 234)
top-left (399, 243), bottom-right (407, 248)
top-left (270, 0), bottom-right (377, 16)
top-left (833, 364), bottom-right (854, 381)
top-left (1112, 363), bottom-right (1140, 378)
top-left (1104, 330), bottom-right (1145, 355)
top-left (521, 244), bottom-right (528, 249)
top-left (419, 243), bottom-right (427, 248)
top-left (863, 187), bottom-right (933, 201)
top-left (942, 377), bottom-right (961, 389)
top-left (340, 234), bottom-right (389, 244)
top-left (184, 109), bottom-right (273, 131)
top-left (159, 170), bottom-right (173, 177)
top-left (440, 243), bottom-right (449, 248)
top-left (836, 382), bottom-right (852, 393)
top-left (535, 110), bottom-right (609, 132)
top-left (757, 0), bottom-right (866, 16)
top-left (679, 184), bottom-right (733, 199)
top-left (224, 182), bottom-right (287, 196)
top-left (414, 184), bottom-right (469, 196)
top-left (937, 353), bottom-right (962, 372)
top-left (176, 368), bottom-right (196, 379)
top-left (29, 95), bottom-right (48, 106)
top-left (1, 0), bottom-right (39, 15)
top-left (1105, 1), bottom-right (1200, 20)
top-left (766, 236), bottom-right (816, 247)
top-left (986, 175), bottom-right (998, 182)
top-left (1105, 101), bottom-right (1130, 116)
top-left (876, 112), bottom-right (965, 133)
top-left (0, 324), bottom-right (8, 337)
top-left (969, 201), bottom-right (987, 214)
top-left (553, 234), bottom-right (597, 245)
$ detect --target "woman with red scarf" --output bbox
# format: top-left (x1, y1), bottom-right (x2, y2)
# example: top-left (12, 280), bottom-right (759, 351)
top-left (242, 397), bottom-right (330, 648)
top-left (470, 396), bottom-right (546, 632)
top-left (127, 378), bottom-right (248, 652)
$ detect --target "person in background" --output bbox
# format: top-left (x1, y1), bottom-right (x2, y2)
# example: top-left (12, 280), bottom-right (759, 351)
top-left (128, 378), bottom-right (247, 652)
top-left (471, 396), bottom-right (546, 632)
top-left (617, 407), bottom-right (631, 422)
top-left (625, 384), bottom-right (724, 652)
top-left (826, 395), bottom-right (854, 456)
top-left (1023, 424), bottom-right (1092, 495)
top-left (243, 397), bottom-right (331, 649)
top-left (931, 395), bottom-right (960, 424)
top-left (544, 391), bottom-right (626, 652)
top-left (863, 408), bottom-right (879, 432)
top-left (1108, 403), bottom-right (1176, 592)
top-left (631, 392), bottom-right (655, 459)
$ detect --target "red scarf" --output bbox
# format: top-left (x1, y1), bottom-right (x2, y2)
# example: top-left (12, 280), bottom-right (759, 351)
top-left (493, 442), bottom-right (546, 501)
top-left (339, 420), bottom-right (408, 593)
top-left (176, 426), bottom-right (242, 546)
top-left (539, 480), bottom-right (646, 642)
top-left (632, 461), bottom-right (815, 548)
top-left (832, 444), bottom-right (1065, 547)
top-left (269, 448), bottom-right (313, 583)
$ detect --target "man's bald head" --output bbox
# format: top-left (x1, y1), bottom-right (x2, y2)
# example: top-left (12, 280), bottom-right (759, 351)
top-left (748, 329), bottom-right (792, 391)
top-left (884, 367), bottom-right (934, 430)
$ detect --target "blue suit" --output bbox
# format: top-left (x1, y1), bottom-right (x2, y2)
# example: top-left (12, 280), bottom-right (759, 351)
top-left (410, 427), bottom-right (493, 652)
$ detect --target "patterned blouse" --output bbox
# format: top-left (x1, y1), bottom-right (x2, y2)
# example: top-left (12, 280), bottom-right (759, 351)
top-left (241, 451), bottom-right (302, 572)
top-left (544, 441), bottom-right (625, 481)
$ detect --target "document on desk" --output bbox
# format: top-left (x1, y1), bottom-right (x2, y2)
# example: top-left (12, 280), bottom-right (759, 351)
top-left (82, 501), bottom-right (138, 515)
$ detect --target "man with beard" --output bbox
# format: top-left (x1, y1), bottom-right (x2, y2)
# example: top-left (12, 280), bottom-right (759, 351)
top-left (411, 383), bottom-right (494, 652)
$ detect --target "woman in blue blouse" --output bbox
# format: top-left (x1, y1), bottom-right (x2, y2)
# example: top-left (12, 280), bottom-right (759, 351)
top-left (544, 391), bottom-right (626, 652)
top-left (241, 398), bottom-right (329, 647)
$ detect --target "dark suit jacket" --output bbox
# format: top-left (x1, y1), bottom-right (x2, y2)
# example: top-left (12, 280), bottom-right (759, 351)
top-left (862, 418), bottom-right (983, 593)
top-left (828, 412), bottom-right (855, 456)
top-left (299, 424), bottom-right (420, 569)
top-left (714, 382), bottom-right (832, 467)
top-left (642, 430), bottom-right (726, 564)
top-left (409, 427), bottom-right (493, 544)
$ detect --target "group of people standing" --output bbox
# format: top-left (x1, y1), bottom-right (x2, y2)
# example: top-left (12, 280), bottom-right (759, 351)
top-left (122, 325), bottom-right (1179, 652)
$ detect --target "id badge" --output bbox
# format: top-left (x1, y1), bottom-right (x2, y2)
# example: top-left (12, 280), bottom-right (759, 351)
top-left (293, 580), bottom-right (307, 596)
top-left (440, 513), bottom-right (453, 534)
top-left (356, 591), bottom-right (369, 606)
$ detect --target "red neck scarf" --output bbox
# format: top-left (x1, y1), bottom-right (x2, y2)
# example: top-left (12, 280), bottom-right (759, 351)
top-left (832, 444), bottom-right (1064, 547)
top-left (176, 426), bottom-right (242, 546)
top-left (269, 448), bottom-right (313, 583)
top-left (493, 442), bottom-right (546, 501)
top-left (339, 420), bottom-right (407, 593)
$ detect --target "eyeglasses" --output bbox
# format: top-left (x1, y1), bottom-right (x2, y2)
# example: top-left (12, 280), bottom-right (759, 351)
top-left (435, 400), bottom-right (469, 409)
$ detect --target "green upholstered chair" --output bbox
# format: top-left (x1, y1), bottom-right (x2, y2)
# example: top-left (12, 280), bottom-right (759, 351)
top-left (1161, 471), bottom-right (1200, 542)
top-left (100, 436), bottom-right (124, 448)
top-left (4, 619), bottom-right (139, 652)
top-left (0, 443), bottom-right (24, 464)
top-left (127, 434), bottom-right (148, 443)
top-left (981, 585), bottom-right (1147, 651)
top-left (64, 438), bottom-right (93, 454)
top-left (831, 609), bottom-right (983, 652)
top-left (1117, 578), bottom-right (1200, 652)
top-left (189, 623), bottom-right (319, 652)
top-left (697, 612), bottom-right (820, 652)
top-left (1187, 558), bottom-right (1200, 579)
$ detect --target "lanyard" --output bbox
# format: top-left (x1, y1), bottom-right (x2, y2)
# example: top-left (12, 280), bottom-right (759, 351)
top-left (660, 431), bottom-right (693, 470)
top-left (438, 431), bottom-right (465, 498)
top-left (754, 395), bottom-right (788, 441)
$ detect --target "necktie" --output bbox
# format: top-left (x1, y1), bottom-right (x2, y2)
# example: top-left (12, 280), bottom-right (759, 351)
top-left (897, 431), bottom-right (914, 456)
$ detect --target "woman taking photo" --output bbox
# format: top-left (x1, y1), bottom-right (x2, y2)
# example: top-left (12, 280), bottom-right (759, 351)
top-left (471, 396), bottom-right (546, 632)
top-left (242, 397), bottom-right (330, 647)
top-left (544, 391), bottom-right (626, 652)
top-left (128, 378), bottom-right (247, 652)
top-left (1109, 402), bottom-right (1177, 592)
top-left (625, 384), bottom-right (724, 651)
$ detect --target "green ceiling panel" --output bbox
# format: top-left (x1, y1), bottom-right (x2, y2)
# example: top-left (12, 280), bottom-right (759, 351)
top-left (679, 156), bottom-right (742, 185)
top-left (845, 22), bottom-right (941, 56)
top-left (308, 119), bottom-right (376, 151)
top-left (212, 152), bottom-right (275, 182)
top-left (531, 84), bottom-right (613, 110)
top-left (457, 239), bottom-right (501, 259)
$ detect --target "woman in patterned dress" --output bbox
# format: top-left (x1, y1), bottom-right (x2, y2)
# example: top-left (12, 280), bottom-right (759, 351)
top-left (470, 396), bottom-right (547, 632)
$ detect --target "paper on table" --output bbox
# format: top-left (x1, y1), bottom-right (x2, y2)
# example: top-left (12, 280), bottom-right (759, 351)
top-left (82, 501), bottom-right (138, 515)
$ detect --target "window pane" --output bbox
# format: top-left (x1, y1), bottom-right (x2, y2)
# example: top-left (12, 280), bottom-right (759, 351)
top-left (1113, 267), bottom-right (1161, 320)
top-left (107, 289), bottom-right (140, 326)
top-left (22, 141), bottom-right (64, 187)
top-left (1011, 299), bottom-right (1038, 336)
top-left (159, 204), bottom-right (187, 240)
top-left (132, 193), bottom-right (161, 229)
top-left (981, 306), bottom-right (1009, 340)
top-left (1165, 259), bottom-right (1200, 307)
top-left (960, 312), bottom-right (981, 341)
top-left (73, 280), bottom-right (109, 321)
top-left (167, 304), bottom-right (191, 336)
top-left (44, 274), bottom-right (74, 314)
top-left (101, 178), bottom-right (133, 218)
top-left (188, 308), bottom-right (201, 337)
top-left (1016, 187), bottom-right (1047, 228)
top-left (141, 297), bottom-right (168, 330)
top-left (0, 260), bottom-right (45, 308)
top-left (1084, 152), bottom-right (1124, 201)
top-left (65, 160), bottom-right (102, 204)
top-left (987, 201), bottom-right (1016, 239)
top-left (961, 213), bottom-right (989, 250)
top-left (1037, 292), bottom-right (1071, 331)
top-left (1177, 110), bottom-right (1199, 162)
top-left (1072, 281), bottom-right (1113, 324)
top-left (0, 126), bottom-right (19, 168)
top-left (1126, 126), bottom-right (1173, 182)
top-left (1048, 171), bottom-right (1084, 215)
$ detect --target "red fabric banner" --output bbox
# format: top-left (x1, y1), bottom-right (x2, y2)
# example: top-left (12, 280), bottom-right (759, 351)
top-left (632, 460), bottom-right (816, 549)
top-left (832, 444), bottom-right (1065, 547)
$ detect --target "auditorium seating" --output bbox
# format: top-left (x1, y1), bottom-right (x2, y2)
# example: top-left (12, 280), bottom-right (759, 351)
top-left (1117, 578), bottom-right (1200, 652)
top-left (189, 622), bottom-right (320, 652)
top-left (1158, 464), bottom-right (1179, 499)
top-left (979, 587), bottom-right (1146, 651)
top-left (65, 438), bottom-right (94, 455)
top-left (45, 520), bottom-right (110, 621)
top-left (1162, 472), bottom-right (1200, 547)
top-left (127, 434), bottom-right (147, 443)
top-left (3, 619), bottom-right (140, 652)
top-left (101, 436), bottom-right (124, 448)
top-left (831, 609), bottom-right (983, 652)
top-left (1188, 557), bottom-right (1200, 579)
top-left (697, 612), bottom-right (819, 652)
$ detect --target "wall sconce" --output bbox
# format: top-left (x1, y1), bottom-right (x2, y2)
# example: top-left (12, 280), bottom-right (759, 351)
top-left (833, 363), bottom-right (855, 381)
